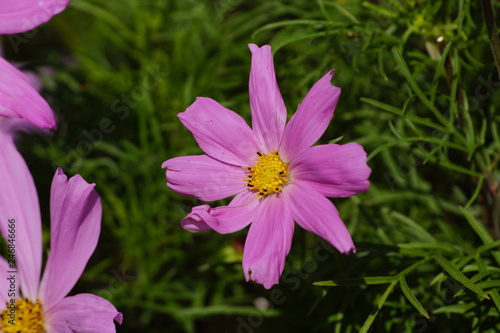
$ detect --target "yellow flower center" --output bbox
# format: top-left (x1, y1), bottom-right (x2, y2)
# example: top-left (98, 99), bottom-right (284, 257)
top-left (0, 298), bottom-right (46, 333)
top-left (243, 151), bottom-right (289, 197)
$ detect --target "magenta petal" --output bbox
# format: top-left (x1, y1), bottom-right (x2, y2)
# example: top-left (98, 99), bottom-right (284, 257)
top-left (46, 293), bottom-right (122, 333)
top-left (39, 169), bottom-right (102, 310)
top-left (284, 181), bottom-right (355, 254)
top-left (0, 118), bottom-right (42, 139)
top-left (178, 97), bottom-right (259, 166)
top-left (0, 257), bottom-right (15, 305)
top-left (290, 143), bottom-right (371, 197)
top-left (181, 190), bottom-right (259, 234)
top-left (242, 195), bottom-right (294, 289)
top-left (180, 205), bottom-right (214, 233)
top-left (0, 57), bottom-right (56, 129)
top-left (280, 70), bottom-right (340, 161)
top-left (248, 44), bottom-right (287, 152)
top-left (0, 132), bottom-right (42, 299)
top-left (163, 154), bottom-right (246, 201)
top-left (0, 0), bottom-right (69, 34)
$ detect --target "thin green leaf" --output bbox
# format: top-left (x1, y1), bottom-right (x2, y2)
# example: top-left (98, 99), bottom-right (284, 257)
top-left (489, 288), bottom-right (500, 314)
top-left (460, 206), bottom-right (500, 266)
top-left (433, 303), bottom-right (476, 314)
top-left (272, 31), bottom-right (340, 52)
top-left (360, 97), bottom-right (448, 132)
top-left (361, 1), bottom-right (398, 17)
top-left (390, 211), bottom-right (436, 242)
top-left (465, 176), bottom-right (485, 208)
top-left (328, 1), bottom-right (360, 24)
top-left (252, 20), bottom-right (339, 38)
top-left (314, 276), bottom-right (396, 287)
top-left (377, 48), bottom-right (389, 81)
top-left (433, 254), bottom-right (490, 299)
top-left (328, 136), bottom-right (344, 144)
top-left (398, 242), bottom-right (456, 253)
top-left (477, 241), bottom-right (500, 256)
top-left (400, 275), bottom-right (430, 318)
top-left (391, 47), bottom-right (447, 126)
top-left (430, 41), bottom-right (452, 104)
top-left (359, 280), bottom-right (399, 333)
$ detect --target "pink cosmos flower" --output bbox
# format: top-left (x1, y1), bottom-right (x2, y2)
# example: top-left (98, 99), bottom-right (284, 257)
top-left (0, 0), bottom-right (69, 34)
top-left (0, 131), bottom-right (122, 332)
top-left (162, 44), bottom-right (371, 289)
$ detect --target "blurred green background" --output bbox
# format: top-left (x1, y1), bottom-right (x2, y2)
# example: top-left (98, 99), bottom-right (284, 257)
top-left (3, 0), bottom-right (500, 332)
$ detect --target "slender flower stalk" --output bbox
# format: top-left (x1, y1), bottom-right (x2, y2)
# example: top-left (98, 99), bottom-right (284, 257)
top-left (0, 132), bottom-right (122, 332)
top-left (163, 44), bottom-right (371, 288)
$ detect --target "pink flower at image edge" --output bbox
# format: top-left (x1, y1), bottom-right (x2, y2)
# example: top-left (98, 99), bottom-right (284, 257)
top-left (163, 44), bottom-right (371, 289)
top-left (0, 132), bottom-right (121, 332)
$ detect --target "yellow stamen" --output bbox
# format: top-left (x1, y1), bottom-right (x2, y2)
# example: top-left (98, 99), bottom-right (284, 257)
top-left (0, 298), bottom-right (46, 333)
top-left (243, 151), bottom-right (289, 197)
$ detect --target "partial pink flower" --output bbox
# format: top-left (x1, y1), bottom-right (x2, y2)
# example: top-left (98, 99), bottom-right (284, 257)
top-left (162, 44), bottom-right (371, 289)
top-left (0, 57), bottom-right (56, 130)
top-left (0, 0), bottom-right (69, 34)
top-left (0, 132), bottom-right (122, 332)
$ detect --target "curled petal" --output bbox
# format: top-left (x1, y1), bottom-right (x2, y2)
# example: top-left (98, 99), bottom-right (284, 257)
top-left (242, 194), bottom-right (294, 289)
top-left (290, 143), bottom-right (371, 197)
top-left (0, 0), bottom-right (69, 34)
top-left (0, 57), bottom-right (56, 129)
top-left (180, 205), bottom-right (214, 233)
top-left (280, 70), bottom-right (340, 161)
top-left (181, 190), bottom-right (258, 234)
top-left (163, 154), bottom-right (246, 201)
top-left (46, 293), bottom-right (122, 333)
top-left (284, 181), bottom-right (355, 254)
top-left (0, 132), bottom-right (42, 299)
top-left (178, 97), bottom-right (259, 166)
top-left (39, 169), bottom-right (102, 310)
top-left (248, 44), bottom-right (287, 152)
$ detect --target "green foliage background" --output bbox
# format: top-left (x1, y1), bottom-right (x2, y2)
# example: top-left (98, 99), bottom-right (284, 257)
top-left (3, 0), bottom-right (500, 332)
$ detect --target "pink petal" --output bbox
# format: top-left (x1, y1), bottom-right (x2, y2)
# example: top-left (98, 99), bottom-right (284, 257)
top-left (181, 190), bottom-right (259, 234)
top-left (289, 143), bottom-right (371, 197)
top-left (0, 131), bottom-right (42, 299)
top-left (46, 293), bottom-right (122, 333)
top-left (0, 117), bottom-right (53, 142)
top-left (178, 97), bottom-right (259, 166)
top-left (283, 181), bottom-right (355, 254)
top-left (180, 205), bottom-right (214, 233)
top-left (39, 169), bottom-right (102, 310)
top-left (242, 194), bottom-right (294, 289)
top-left (280, 70), bottom-right (340, 161)
top-left (248, 44), bottom-right (287, 152)
top-left (163, 154), bottom-right (246, 201)
top-left (0, 0), bottom-right (69, 34)
top-left (0, 257), bottom-right (17, 305)
top-left (0, 57), bottom-right (56, 129)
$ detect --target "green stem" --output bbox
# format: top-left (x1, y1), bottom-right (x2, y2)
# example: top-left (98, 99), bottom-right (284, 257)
top-left (481, 0), bottom-right (500, 76)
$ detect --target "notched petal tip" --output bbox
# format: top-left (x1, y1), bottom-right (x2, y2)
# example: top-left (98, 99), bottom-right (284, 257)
top-left (248, 43), bottom-right (271, 53)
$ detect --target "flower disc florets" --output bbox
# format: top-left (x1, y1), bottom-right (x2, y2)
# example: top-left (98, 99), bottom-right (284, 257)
top-left (0, 298), bottom-right (45, 333)
top-left (243, 151), bottom-right (289, 197)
